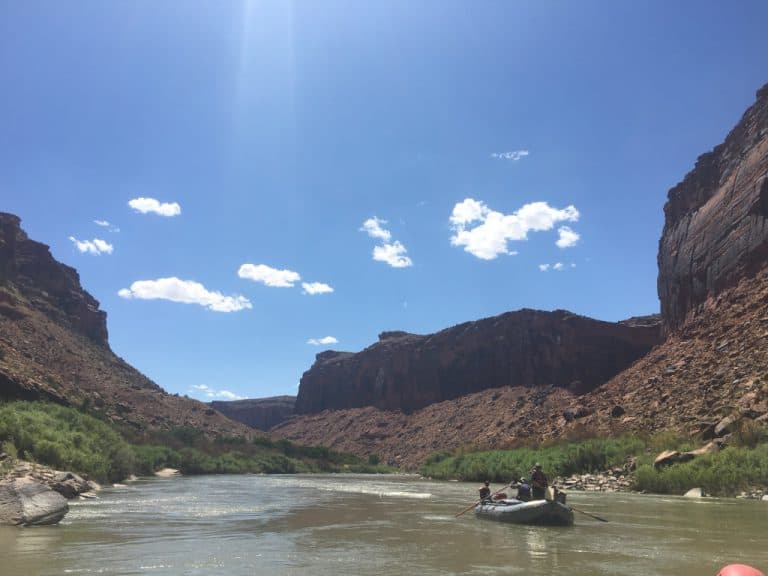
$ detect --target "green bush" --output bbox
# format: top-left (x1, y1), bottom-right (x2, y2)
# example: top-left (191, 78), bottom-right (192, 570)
top-left (0, 400), bottom-right (392, 480)
top-left (0, 401), bottom-right (136, 482)
top-left (633, 444), bottom-right (768, 496)
top-left (421, 437), bottom-right (646, 482)
top-left (1, 439), bottom-right (18, 459)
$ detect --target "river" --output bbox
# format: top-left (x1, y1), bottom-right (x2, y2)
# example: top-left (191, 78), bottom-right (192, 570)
top-left (1, 474), bottom-right (766, 575)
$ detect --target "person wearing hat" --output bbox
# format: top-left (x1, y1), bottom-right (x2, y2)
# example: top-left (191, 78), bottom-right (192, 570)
top-left (530, 463), bottom-right (548, 500)
top-left (516, 477), bottom-right (531, 502)
top-left (478, 480), bottom-right (491, 503)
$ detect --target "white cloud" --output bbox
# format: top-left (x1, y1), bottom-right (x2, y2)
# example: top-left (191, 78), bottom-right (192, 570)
top-left (118, 277), bottom-right (252, 312)
top-left (361, 216), bottom-right (413, 268)
top-left (189, 384), bottom-right (243, 400)
top-left (360, 217), bottom-right (392, 241)
top-left (307, 336), bottom-right (339, 346)
top-left (449, 198), bottom-right (579, 260)
top-left (556, 226), bottom-right (580, 248)
top-left (491, 150), bottom-right (529, 161)
top-left (128, 197), bottom-right (181, 217)
top-left (539, 262), bottom-right (572, 272)
top-left (69, 236), bottom-right (114, 255)
top-left (94, 219), bottom-right (120, 233)
top-left (238, 264), bottom-right (301, 287)
top-left (373, 241), bottom-right (413, 268)
top-left (302, 282), bottom-right (334, 295)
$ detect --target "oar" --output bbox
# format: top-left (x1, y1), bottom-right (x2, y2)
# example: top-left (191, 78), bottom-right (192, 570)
top-left (569, 504), bottom-right (609, 523)
top-left (546, 486), bottom-right (609, 522)
top-left (455, 483), bottom-right (510, 518)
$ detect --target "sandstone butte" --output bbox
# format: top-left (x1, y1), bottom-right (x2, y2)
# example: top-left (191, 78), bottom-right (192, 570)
top-left (1, 83), bottom-right (768, 472)
top-left (269, 82), bottom-right (768, 469)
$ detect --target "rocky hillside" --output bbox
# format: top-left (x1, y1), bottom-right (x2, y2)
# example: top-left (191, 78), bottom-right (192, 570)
top-left (273, 83), bottom-right (768, 467)
top-left (0, 213), bottom-right (249, 437)
top-left (210, 396), bottom-right (295, 431)
top-left (296, 310), bottom-right (661, 414)
top-left (273, 268), bottom-right (768, 469)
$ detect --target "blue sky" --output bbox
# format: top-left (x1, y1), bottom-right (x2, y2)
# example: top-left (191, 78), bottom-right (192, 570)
top-left (2, 1), bottom-right (767, 401)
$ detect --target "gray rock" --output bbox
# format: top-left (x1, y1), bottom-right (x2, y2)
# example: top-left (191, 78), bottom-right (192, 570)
top-left (0, 478), bottom-right (69, 526)
top-left (684, 487), bottom-right (703, 498)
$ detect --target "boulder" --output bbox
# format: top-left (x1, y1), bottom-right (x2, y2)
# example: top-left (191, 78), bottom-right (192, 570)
top-left (51, 471), bottom-right (91, 499)
top-left (715, 414), bottom-right (739, 437)
top-left (683, 487), bottom-right (703, 498)
top-left (0, 477), bottom-right (69, 526)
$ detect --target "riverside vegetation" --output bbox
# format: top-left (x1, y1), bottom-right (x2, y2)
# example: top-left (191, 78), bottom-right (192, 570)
top-left (420, 428), bottom-right (768, 497)
top-left (0, 401), bottom-right (391, 483)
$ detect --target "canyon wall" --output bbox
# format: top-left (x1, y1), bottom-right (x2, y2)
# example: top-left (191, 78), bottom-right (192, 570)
top-left (295, 310), bottom-right (661, 414)
top-left (658, 83), bottom-right (768, 333)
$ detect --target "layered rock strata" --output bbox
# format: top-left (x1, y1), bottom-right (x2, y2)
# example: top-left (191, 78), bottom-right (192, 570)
top-left (658, 83), bottom-right (768, 333)
top-left (296, 310), bottom-right (661, 414)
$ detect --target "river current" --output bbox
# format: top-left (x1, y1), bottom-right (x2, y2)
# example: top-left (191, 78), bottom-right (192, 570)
top-left (1, 474), bottom-right (766, 575)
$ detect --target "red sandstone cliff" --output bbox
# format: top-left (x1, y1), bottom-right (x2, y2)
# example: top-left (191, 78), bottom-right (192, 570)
top-left (0, 213), bottom-right (249, 437)
top-left (0, 213), bottom-right (108, 345)
top-left (295, 311), bottom-right (661, 414)
top-left (658, 83), bottom-right (768, 333)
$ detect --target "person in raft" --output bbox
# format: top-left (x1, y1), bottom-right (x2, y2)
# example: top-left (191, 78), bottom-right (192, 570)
top-left (516, 477), bottom-right (531, 502)
top-left (479, 480), bottom-right (491, 503)
top-left (530, 463), bottom-right (548, 500)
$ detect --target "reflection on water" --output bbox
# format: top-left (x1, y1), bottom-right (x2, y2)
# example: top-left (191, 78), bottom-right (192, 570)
top-left (2, 474), bottom-right (766, 575)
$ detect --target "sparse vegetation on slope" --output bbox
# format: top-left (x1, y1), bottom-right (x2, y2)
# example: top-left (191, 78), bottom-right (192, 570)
top-left (0, 401), bottom-right (392, 482)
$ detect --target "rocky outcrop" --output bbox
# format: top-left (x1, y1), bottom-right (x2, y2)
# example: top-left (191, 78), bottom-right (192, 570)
top-left (0, 212), bottom-right (108, 345)
top-left (658, 83), bottom-right (768, 333)
top-left (210, 396), bottom-right (295, 431)
top-left (295, 310), bottom-right (661, 414)
top-left (0, 477), bottom-right (69, 526)
top-left (0, 214), bottom-right (251, 437)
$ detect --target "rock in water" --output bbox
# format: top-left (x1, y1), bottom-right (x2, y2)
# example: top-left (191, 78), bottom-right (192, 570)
top-left (0, 478), bottom-right (69, 526)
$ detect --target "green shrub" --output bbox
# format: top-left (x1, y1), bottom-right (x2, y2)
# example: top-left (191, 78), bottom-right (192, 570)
top-left (633, 444), bottom-right (768, 496)
top-left (1, 439), bottom-right (18, 459)
top-left (0, 401), bottom-right (136, 482)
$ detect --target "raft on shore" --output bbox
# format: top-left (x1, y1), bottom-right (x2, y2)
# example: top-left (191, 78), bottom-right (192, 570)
top-left (475, 498), bottom-right (574, 526)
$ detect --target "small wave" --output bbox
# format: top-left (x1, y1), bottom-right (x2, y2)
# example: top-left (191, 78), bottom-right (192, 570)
top-left (317, 484), bottom-right (432, 499)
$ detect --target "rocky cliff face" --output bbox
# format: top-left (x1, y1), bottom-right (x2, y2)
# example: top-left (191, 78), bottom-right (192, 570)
top-left (658, 83), bottom-right (768, 333)
top-left (295, 310), bottom-right (662, 414)
top-left (0, 214), bottom-right (249, 437)
top-left (210, 396), bottom-right (295, 431)
top-left (0, 213), bottom-right (108, 345)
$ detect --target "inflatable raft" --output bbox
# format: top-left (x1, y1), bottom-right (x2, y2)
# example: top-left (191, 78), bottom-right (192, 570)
top-left (474, 498), bottom-right (574, 526)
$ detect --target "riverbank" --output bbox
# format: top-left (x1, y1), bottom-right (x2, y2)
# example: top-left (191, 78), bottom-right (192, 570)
top-left (419, 435), bottom-right (768, 498)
